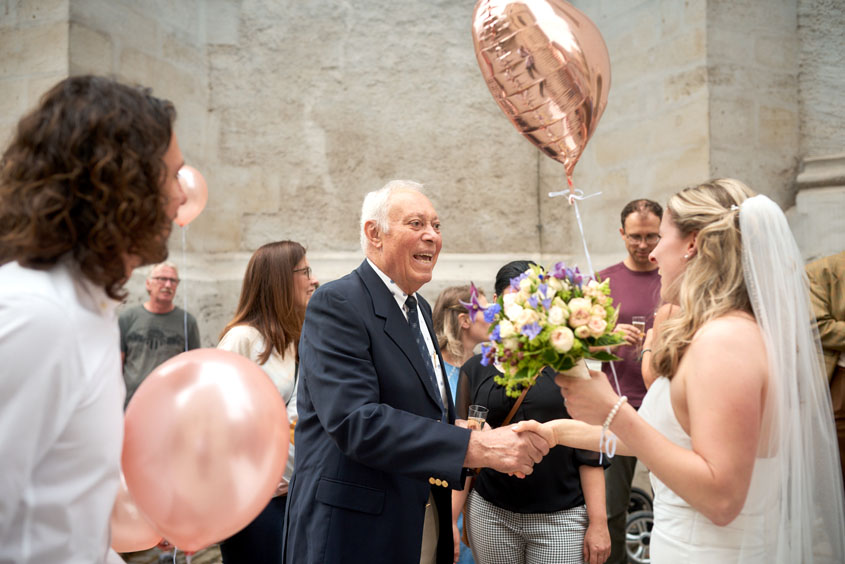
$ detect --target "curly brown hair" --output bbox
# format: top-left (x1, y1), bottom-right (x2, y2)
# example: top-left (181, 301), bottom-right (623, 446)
top-left (0, 75), bottom-right (177, 300)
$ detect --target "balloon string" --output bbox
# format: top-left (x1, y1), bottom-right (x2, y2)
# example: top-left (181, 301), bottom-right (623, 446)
top-left (598, 428), bottom-right (618, 465)
top-left (182, 226), bottom-right (188, 352)
top-left (549, 180), bottom-right (623, 400)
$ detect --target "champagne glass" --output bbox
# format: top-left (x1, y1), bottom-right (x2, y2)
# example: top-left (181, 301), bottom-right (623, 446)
top-left (631, 315), bottom-right (646, 355)
top-left (467, 405), bottom-right (489, 430)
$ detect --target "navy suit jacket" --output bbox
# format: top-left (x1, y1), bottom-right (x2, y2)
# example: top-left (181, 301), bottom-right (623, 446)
top-left (282, 260), bottom-right (471, 564)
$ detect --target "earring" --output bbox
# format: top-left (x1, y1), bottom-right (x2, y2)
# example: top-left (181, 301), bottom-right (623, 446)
top-left (683, 253), bottom-right (689, 260)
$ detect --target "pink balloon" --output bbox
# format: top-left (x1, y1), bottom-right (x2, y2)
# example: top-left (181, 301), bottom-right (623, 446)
top-left (123, 349), bottom-right (288, 552)
top-left (472, 0), bottom-right (611, 178)
top-left (110, 471), bottom-right (161, 553)
top-left (175, 165), bottom-right (208, 227)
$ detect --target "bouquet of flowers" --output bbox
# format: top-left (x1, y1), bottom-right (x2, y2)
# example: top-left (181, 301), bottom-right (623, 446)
top-left (479, 262), bottom-right (624, 398)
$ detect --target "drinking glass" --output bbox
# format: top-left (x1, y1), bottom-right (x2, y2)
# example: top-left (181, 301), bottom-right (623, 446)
top-left (467, 405), bottom-right (489, 430)
top-left (631, 315), bottom-right (646, 355)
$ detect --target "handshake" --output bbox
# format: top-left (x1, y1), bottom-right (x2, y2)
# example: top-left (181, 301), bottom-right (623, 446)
top-left (459, 418), bottom-right (554, 477)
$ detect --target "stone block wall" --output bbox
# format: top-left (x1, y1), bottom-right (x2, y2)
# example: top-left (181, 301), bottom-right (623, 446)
top-left (1, 0), bottom-right (842, 345)
top-left (0, 0), bottom-right (69, 146)
top-left (707, 0), bottom-right (800, 207)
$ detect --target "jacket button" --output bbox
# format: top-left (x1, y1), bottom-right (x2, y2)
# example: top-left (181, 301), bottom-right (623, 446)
top-left (441, 480), bottom-right (449, 488)
top-left (429, 477), bottom-right (436, 485)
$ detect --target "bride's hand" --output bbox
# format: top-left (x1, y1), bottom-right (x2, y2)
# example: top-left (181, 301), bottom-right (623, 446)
top-left (511, 419), bottom-right (556, 449)
top-left (555, 369), bottom-right (618, 426)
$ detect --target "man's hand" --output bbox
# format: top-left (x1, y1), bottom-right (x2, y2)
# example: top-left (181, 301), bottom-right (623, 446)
top-left (463, 424), bottom-right (550, 476)
top-left (614, 323), bottom-right (643, 346)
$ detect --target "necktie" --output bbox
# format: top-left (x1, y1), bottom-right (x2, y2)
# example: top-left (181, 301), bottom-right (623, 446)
top-left (405, 295), bottom-right (445, 414)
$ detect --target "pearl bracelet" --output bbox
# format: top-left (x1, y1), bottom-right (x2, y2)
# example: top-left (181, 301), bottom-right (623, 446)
top-left (598, 395), bottom-right (627, 464)
top-left (603, 395), bottom-right (628, 431)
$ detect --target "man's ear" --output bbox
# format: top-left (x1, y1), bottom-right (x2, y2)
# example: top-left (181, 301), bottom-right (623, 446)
top-left (619, 226), bottom-right (626, 240)
top-left (364, 220), bottom-right (382, 250)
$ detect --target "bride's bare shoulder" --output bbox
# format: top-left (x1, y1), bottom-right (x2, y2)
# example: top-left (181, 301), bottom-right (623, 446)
top-left (690, 312), bottom-right (765, 357)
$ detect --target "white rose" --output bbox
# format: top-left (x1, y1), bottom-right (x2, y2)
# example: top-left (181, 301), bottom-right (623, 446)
top-left (574, 325), bottom-right (591, 339)
top-left (498, 319), bottom-right (516, 339)
top-left (503, 336), bottom-right (520, 351)
top-left (519, 277), bottom-right (532, 292)
top-left (568, 298), bottom-right (591, 327)
top-left (504, 303), bottom-right (524, 322)
top-left (587, 317), bottom-right (607, 337)
top-left (550, 327), bottom-right (575, 353)
top-left (502, 292), bottom-right (517, 307)
top-left (548, 277), bottom-right (564, 292)
top-left (590, 304), bottom-right (607, 319)
top-left (548, 306), bottom-right (568, 326)
top-left (516, 308), bottom-right (540, 328)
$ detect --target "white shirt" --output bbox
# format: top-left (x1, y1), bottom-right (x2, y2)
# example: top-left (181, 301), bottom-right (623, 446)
top-left (0, 260), bottom-right (125, 563)
top-left (217, 325), bottom-right (297, 489)
top-left (366, 259), bottom-right (448, 410)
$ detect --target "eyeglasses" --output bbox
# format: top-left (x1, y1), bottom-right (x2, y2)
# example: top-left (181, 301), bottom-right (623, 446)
top-left (293, 266), bottom-right (312, 278)
top-left (151, 276), bottom-right (180, 285)
top-left (625, 233), bottom-right (661, 245)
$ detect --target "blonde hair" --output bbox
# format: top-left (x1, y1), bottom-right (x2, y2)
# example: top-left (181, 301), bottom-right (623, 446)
top-left (651, 179), bottom-right (756, 379)
top-left (433, 285), bottom-right (484, 362)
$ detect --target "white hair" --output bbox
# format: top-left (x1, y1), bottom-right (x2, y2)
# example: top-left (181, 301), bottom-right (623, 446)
top-left (359, 179), bottom-right (424, 253)
top-left (147, 261), bottom-right (179, 280)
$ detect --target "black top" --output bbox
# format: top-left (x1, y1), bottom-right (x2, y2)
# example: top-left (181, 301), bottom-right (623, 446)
top-left (456, 354), bottom-right (605, 513)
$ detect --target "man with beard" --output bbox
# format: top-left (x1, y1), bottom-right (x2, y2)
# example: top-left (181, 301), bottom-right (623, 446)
top-left (0, 76), bottom-right (186, 564)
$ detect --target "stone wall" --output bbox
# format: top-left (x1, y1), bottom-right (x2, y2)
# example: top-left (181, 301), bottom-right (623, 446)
top-left (0, 0), bottom-right (69, 146)
top-left (1, 0), bottom-right (843, 345)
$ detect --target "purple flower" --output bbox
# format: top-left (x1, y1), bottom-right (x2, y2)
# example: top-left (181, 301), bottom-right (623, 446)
top-left (551, 262), bottom-right (568, 279)
top-left (490, 325), bottom-right (501, 342)
top-left (480, 343), bottom-right (493, 366)
top-left (521, 322), bottom-right (542, 341)
top-left (528, 295), bottom-right (539, 309)
top-left (483, 303), bottom-right (501, 323)
top-left (541, 297), bottom-right (552, 310)
top-left (552, 262), bottom-right (583, 287)
top-left (458, 282), bottom-right (486, 322)
top-left (509, 272), bottom-right (529, 292)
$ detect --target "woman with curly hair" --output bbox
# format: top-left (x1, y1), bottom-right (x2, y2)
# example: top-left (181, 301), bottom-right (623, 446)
top-left (0, 75), bottom-right (186, 562)
top-left (217, 240), bottom-right (318, 564)
top-left (518, 179), bottom-right (845, 563)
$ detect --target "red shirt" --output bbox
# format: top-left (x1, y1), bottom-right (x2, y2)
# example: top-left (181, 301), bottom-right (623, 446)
top-left (599, 262), bottom-right (661, 408)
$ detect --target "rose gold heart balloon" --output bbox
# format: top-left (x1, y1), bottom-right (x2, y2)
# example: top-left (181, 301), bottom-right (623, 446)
top-left (472, 0), bottom-right (610, 178)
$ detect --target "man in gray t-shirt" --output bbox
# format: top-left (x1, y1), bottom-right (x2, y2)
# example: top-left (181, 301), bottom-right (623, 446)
top-left (119, 262), bottom-right (200, 406)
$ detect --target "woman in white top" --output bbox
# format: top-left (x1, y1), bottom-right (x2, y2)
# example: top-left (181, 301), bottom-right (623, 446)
top-left (217, 240), bottom-right (318, 564)
top-left (517, 179), bottom-right (845, 563)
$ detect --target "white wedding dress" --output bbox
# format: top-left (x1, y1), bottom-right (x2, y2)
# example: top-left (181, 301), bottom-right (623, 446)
top-left (639, 377), bottom-right (777, 563)
top-left (630, 195), bottom-right (845, 563)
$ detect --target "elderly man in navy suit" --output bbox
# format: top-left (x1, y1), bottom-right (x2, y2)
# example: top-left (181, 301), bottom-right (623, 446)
top-left (283, 180), bottom-right (550, 564)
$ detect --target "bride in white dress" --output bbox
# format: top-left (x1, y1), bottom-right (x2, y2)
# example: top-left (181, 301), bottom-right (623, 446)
top-left (516, 179), bottom-right (845, 563)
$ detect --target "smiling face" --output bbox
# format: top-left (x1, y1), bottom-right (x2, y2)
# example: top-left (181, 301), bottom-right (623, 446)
top-left (649, 212), bottom-right (696, 303)
top-left (293, 255), bottom-right (318, 309)
top-left (621, 211), bottom-right (661, 271)
top-left (368, 189), bottom-right (442, 295)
